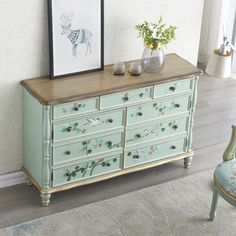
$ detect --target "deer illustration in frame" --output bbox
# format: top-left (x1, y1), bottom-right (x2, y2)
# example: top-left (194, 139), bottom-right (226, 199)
top-left (48, 0), bottom-right (104, 79)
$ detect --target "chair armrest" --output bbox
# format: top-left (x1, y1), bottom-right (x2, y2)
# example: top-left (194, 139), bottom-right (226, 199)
top-left (223, 125), bottom-right (236, 161)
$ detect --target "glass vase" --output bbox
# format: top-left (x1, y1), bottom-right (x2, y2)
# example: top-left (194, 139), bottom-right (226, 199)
top-left (141, 47), bottom-right (165, 73)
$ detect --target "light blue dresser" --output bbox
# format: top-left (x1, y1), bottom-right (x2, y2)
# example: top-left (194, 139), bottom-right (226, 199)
top-left (20, 54), bottom-right (202, 206)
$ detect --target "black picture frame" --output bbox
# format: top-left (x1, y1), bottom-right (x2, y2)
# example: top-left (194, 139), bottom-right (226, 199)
top-left (48, 0), bottom-right (104, 79)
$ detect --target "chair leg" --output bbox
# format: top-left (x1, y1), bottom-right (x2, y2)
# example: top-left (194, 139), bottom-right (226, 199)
top-left (209, 189), bottom-right (219, 221)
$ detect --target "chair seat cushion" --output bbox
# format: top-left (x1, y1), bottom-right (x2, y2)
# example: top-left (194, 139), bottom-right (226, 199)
top-left (214, 159), bottom-right (236, 197)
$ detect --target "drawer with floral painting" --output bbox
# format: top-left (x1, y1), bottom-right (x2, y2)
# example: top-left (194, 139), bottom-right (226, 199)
top-left (124, 136), bottom-right (187, 168)
top-left (53, 97), bottom-right (99, 120)
top-left (100, 86), bottom-right (153, 109)
top-left (52, 153), bottom-right (122, 187)
top-left (53, 132), bottom-right (123, 165)
top-left (126, 95), bottom-right (191, 125)
top-left (154, 77), bottom-right (193, 98)
top-left (125, 116), bottom-right (189, 147)
top-left (53, 109), bottom-right (125, 142)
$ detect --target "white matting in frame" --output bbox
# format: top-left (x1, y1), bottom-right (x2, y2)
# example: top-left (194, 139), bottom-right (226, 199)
top-left (48, 0), bottom-right (104, 79)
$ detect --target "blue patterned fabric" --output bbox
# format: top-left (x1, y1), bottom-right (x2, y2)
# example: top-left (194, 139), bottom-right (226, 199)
top-left (215, 159), bottom-right (236, 197)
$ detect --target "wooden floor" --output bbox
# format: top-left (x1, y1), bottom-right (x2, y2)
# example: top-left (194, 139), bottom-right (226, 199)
top-left (0, 74), bottom-right (236, 229)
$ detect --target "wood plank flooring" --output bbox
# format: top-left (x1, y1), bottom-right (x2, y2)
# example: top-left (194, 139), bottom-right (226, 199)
top-left (0, 74), bottom-right (236, 229)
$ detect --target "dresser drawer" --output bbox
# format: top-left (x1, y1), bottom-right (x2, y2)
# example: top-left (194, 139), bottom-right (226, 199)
top-left (154, 78), bottom-right (193, 98)
top-left (126, 116), bottom-right (188, 147)
top-left (124, 137), bottom-right (186, 168)
top-left (100, 86), bottom-right (152, 109)
top-left (53, 98), bottom-right (98, 119)
top-left (53, 109), bottom-right (124, 142)
top-left (53, 154), bottom-right (122, 187)
top-left (53, 132), bottom-right (123, 165)
top-left (127, 95), bottom-right (190, 125)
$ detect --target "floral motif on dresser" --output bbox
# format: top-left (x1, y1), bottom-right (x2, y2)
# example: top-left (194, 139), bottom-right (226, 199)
top-left (152, 101), bottom-right (180, 115)
top-left (62, 122), bottom-right (86, 135)
top-left (61, 101), bottom-right (86, 114)
top-left (127, 120), bottom-right (179, 143)
top-left (65, 157), bottom-right (118, 181)
top-left (80, 138), bottom-right (121, 155)
top-left (127, 143), bottom-right (161, 160)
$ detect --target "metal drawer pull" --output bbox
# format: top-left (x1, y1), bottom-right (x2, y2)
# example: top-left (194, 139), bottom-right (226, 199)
top-left (123, 96), bottom-right (129, 102)
top-left (67, 127), bottom-right (73, 132)
top-left (170, 145), bottom-right (176, 150)
top-left (169, 86), bottom-right (176, 91)
top-left (135, 134), bottom-right (141, 139)
top-left (73, 107), bottom-right (79, 111)
top-left (133, 155), bottom-right (140, 159)
top-left (172, 125), bottom-right (178, 130)
top-left (137, 112), bottom-right (143, 117)
top-left (144, 129), bottom-right (158, 136)
top-left (65, 151), bottom-right (71, 155)
top-left (87, 149), bottom-right (92, 154)
top-left (174, 104), bottom-right (180, 108)
top-left (84, 118), bottom-right (104, 127)
top-left (106, 141), bottom-right (113, 146)
top-left (107, 119), bottom-right (114, 123)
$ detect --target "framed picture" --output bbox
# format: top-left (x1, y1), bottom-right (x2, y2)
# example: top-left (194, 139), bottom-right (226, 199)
top-left (48, 0), bottom-right (104, 79)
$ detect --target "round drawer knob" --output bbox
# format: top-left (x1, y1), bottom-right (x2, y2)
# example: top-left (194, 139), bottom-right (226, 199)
top-left (74, 107), bottom-right (79, 111)
top-left (67, 127), bottom-right (72, 132)
top-left (133, 155), bottom-right (140, 159)
top-left (106, 162), bottom-right (111, 167)
top-left (172, 125), bottom-right (178, 130)
top-left (170, 145), bottom-right (176, 150)
top-left (87, 149), bottom-right (92, 154)
top-left (106, 141), bottom-right (112, 146)
top-left (135, 134), bottom-right (141, 139)
top-left (169, 86), bottom-right (176, 91)
top-left (137, 112), bottom-right (143, 117)
top-left (123, 96), bottom-right (129, 102)
top-left (107, 119), bottom-right (114, 123)
top-left (174, 104), bottom-right (180, 108)
top-left (65, 151), bottom-right (71, 155)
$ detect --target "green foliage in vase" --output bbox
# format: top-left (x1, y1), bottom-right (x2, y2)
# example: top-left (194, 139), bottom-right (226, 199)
top-left (135, 17), bottom-right (177, 50)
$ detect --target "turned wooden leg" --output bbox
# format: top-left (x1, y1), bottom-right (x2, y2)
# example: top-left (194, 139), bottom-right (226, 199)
top-left (25, 177), bottom-right (32, 186)
top-left (209, 189), bottom-right (219, 221)
top-left (184, 156), bottom-right (193, 168)
top-left (41, 193), bottom-right (51, 206)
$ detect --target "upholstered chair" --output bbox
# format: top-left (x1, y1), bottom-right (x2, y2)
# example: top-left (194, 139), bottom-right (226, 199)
top-left (209, 125), bottom-right (236, 221)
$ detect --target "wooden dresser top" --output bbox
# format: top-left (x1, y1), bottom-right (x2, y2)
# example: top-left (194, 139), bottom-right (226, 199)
top-left (20, 54), bottom-right (202, 105)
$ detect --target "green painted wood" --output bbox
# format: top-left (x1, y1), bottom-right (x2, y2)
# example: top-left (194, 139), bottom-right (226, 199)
top-left (187, 76), bottom-right (198, 152)
top-left (124, 137), bottom-right (186, 168)
top-left (53, 154), bottom-right (122, 187)
top-left (53, 109), bottom-right (124, 142)
top-left (209, 188), bottom-right (219, 221)
top-left (42, 105), bottom-right (51, 189)
top-left (154, 77), bottom-right (193, 98)
top-left (127, 95), bottom-right (191, 125)
top-left (23, 90), bottom-right (44, 186)
top-left (53, 97), bottom-right (98, 120)
top-left (22, 74), bottom-right (199, 205)
top-left (223, 125), bottom-right (236, 161)
top-left (100, 86), bottom-right (152, 109)
top-left (125, 116), bottom-right (188, 147)
top-left (53, 132), bottom-right (123, 165)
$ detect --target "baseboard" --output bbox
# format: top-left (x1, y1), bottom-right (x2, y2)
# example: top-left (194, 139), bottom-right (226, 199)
top-left (0, 171), bottom-right (25, 189)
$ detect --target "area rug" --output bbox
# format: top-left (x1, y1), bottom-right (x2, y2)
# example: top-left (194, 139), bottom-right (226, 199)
top-left (1, 169), bottom-right (235, 236)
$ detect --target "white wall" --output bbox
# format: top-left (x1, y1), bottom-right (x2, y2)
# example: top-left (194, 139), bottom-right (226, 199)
top-left (0, 0), bottom-right (204, 175)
